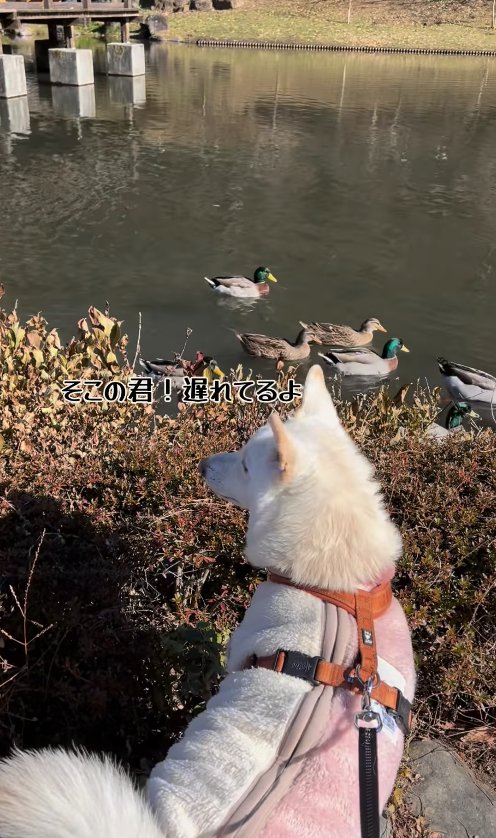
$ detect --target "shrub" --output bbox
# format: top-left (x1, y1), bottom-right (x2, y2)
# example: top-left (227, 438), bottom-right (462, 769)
top-left (0, 295), bottom-right (494, 781)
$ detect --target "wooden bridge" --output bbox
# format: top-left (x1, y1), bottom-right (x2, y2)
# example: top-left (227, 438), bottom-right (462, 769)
top-left (0, 0), bottom-right (141, 48)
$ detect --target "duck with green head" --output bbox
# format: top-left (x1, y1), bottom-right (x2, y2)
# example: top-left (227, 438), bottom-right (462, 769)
top-left (426, 402), bottom-right (479, 440)
top-left (204, 267), bottom-right (278, 298)
top-left (318, 338), bottom-right (409, 377)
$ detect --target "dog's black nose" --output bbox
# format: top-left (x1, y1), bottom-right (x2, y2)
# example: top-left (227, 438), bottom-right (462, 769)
top-left (199, 459), bottom-right (207, 477)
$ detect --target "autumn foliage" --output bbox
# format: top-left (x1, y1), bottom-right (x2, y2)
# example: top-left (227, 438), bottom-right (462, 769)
top-left (0, 295), bottom-right (494, 785)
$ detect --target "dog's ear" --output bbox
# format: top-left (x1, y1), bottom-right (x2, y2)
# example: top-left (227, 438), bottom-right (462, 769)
top-left (268, 412), bottom-right (295, 480)
top-left (297, 365), bottom-right (341, 426)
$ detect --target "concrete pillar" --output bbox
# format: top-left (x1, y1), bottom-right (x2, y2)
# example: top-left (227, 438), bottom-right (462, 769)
top-left (49, 48), bottom-right (94, 86)
top-left (107, 43), bottom-right (145, 77)
top-left (0, 54), bottom-right (27, 99)
top-left (64, 25), bottom-right (76, 50)
top-left (52, 84), bottom-right (96, 118)
top-left (0, 96), bottom-right (30, 134)
top-left (120, 21), bottom-right (130, 43)
top-left (47, 22), bottom-right (60, 45)
top-left (108, 74), bottom-right (146, 106)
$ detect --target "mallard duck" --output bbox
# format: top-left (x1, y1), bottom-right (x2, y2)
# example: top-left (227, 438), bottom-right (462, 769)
top-left (235, 328), bottom-right (321, 362)
top-left (318, 338), bottom-right (409, 377)
top-left (299, 317), bottom-right (387, 347)
top-left (139, 355), bottom-right (191, 383)
top-left (139, 352), bottom-right (224, 388)
top-left (426, 402), bottom-right (479, 440)
top-left (394, 400), bottom-right (479, 445)
top-left (437, 357), bottom-right (496, 405)
top-left (204, 266), bottom-right (278, 298)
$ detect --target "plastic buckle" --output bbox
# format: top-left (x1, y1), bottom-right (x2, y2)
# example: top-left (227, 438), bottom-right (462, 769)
top-left (274, 649), bottom-right (321, 686)
top-left (388, 691), bottom-right (412, 736)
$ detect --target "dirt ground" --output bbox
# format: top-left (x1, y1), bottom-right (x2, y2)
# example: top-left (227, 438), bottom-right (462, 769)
top-left (240, 1), bottom-right (494, 29)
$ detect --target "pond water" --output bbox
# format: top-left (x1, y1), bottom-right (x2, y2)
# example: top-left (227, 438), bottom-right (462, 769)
top-left (1, 43), bottom-right (495, 409)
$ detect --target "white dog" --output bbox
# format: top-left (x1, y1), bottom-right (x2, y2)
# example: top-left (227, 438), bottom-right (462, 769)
top-left (0, 365), bottom-right (415, 838)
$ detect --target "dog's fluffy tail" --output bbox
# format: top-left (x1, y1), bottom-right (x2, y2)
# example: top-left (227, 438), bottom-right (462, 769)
top-left (0, 748), bottom-right (164, 838)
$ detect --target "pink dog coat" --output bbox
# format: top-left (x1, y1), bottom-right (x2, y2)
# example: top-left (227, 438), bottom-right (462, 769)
top-left (215, 571), bottom-right (416, 837)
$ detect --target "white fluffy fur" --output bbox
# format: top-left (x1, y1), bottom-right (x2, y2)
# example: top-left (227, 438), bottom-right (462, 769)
top-left (0, 748), bottom-right (163, 838)
top-left (0, 366), bottom-right (404, 838)
top-left (203, 364), bottom-right (401, 591)
top-left (147, 584), bottom-right (323, 834)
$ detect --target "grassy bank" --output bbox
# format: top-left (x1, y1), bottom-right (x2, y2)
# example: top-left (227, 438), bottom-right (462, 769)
top-left (6, 2), bottom-right (496, 52)
top-left (0, 293), bottom-right (495, 804)
top-left (167, 1), bottom-right (496, 51)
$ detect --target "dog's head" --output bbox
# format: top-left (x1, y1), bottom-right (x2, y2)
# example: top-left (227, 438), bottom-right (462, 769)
top-left (200, 366), bottom-right (343, 510)
top-left (200, 365), bottom-right (401, 590)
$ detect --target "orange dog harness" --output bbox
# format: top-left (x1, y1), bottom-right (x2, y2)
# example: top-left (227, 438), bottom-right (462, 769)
top-left (245, 571), bottom-right (412, 735)
top-left (244, 572), bottom-right (413, 838)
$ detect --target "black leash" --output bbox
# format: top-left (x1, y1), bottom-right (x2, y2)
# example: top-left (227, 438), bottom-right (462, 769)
top-left (355, 677), bottom-right (382, 838)
top-left (358, 727), bottom-right (380, 838)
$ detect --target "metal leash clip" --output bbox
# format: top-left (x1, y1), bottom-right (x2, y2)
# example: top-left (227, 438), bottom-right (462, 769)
top-left (354, 674), bottom-right (383, 731)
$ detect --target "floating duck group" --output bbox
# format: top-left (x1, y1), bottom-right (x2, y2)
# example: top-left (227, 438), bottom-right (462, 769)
top-left (139, 265), bottom-right (496, 432)
top-left (205, 267), bottom-right (412, 376)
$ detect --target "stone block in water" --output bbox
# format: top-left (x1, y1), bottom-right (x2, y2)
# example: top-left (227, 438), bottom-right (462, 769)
top-left (0, 54), bottom-right (27, 99)
top-left (108, 74), bottom-right (146, 107)
top-left (107, 43), bottom-right (145, 77)
top-left (49, 49), bottom-right (94, 86)
top-left (51, 84), bottom-right (96, 118)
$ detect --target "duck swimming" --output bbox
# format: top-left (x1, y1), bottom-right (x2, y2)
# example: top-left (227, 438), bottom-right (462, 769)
top-left (139, 352), bottom-right (224, 388)
top-left (437, 357), bottom-right (496, 405)
top-left (426, 402), bottom-right (479, 440)
top-left (319, 338), bottom-right (409, 377)
top-left (299, 317), bottom-right (387, 347)
top-left (394, 401), bottom-right (479, 444)
top-left (204, 267), bottom-right (278, 298)
top-left (235, 328), bottom-right (321, 362)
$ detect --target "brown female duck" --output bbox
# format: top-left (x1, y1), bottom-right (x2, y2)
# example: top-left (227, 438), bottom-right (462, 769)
top-left (299, 317), bottom-right (387, 347)
top-left (235, 328), bottom-right (321, 362)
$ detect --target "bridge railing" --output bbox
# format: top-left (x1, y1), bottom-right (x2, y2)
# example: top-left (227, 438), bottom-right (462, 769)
top-left (3, 0), bottom-right (138, 9)
top-left (44, 0), bottom-right (136, 7)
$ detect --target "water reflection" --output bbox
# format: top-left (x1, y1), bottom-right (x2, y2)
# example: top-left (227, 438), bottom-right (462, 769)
top-left (0, 44), bottom-right (494, 414)
top-left (51, 84), bottom-right (96, 119)
top-left (0, 96), bottom-right (30, 136)
top-left (108, 75), bottom-right (146, 107)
